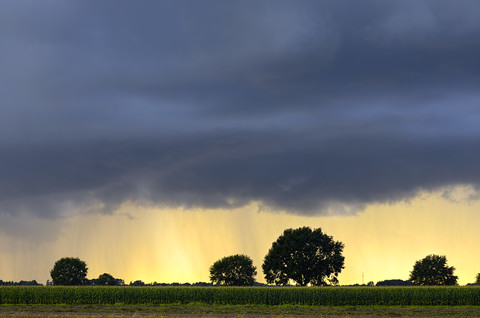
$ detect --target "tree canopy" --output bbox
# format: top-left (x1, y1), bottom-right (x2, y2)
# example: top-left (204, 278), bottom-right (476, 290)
top-left (476, 273), bottom-right (480, 285)
top-left (50, 257), bottom-right (88, 286)
top-left (375, 279), bottom-right (413, 286)
top-left (209, 254), bottom-right (257, 286)
top-left (262, 227), bottom-right (345, 286)
top-left (409, 254), bottom-right (458, 286)
top-left (95, 273), bottom-right (123, 286)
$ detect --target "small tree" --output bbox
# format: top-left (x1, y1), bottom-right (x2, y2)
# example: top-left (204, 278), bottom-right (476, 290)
top-left (96, 273), bottom-right (120, 286)
top-left (376, 279), bottom-right (413, 286)
top-left (130, 280), bottom-right (145, 286)
top-left (50, 257), bottom-right (88, 286)
top-left (209, 254), bottom-right (257, 286)
top-left (262, 227), bottom-right (344, 286)
top-left (476, 273), bottom-right (480, 285)
top-left (409, 254), bottom-right (457, 286)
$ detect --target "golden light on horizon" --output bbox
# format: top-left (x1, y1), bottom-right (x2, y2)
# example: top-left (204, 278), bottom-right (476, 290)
top-left (0, 185), bottom-right (479, 286)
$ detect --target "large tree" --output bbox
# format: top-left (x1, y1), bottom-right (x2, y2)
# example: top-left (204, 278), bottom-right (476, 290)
top-left (409, 254), bottom-right (458, 286)
top-left (209, 254), bottom-right (257, 286)
top-left (50, 257), bottom-right (88, 286)
top-left (475, 273), bottom-right (480, 285)
top-left (262, 227), bottom-right (344, 286)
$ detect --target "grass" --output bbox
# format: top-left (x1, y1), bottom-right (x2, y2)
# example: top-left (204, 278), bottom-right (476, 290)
top-left (2, 304), bottom-right (480, 317)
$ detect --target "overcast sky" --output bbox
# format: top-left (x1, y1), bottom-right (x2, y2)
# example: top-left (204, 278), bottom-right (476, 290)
top-left (1, 0), bottom-right (480, 226)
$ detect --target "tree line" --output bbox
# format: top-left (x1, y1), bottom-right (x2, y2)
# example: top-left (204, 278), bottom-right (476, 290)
top-left (8, 227), bottom-right (480, 287)
top-left (0, 280), bottom-right (42, 286)
top-left (208, 227), bottom-right (480, 287)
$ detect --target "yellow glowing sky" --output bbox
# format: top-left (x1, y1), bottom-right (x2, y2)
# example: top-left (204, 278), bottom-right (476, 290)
top-left (1, 185), bottom-right (479, 286)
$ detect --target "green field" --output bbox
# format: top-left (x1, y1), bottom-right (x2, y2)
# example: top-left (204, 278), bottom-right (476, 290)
top-left (1, 286), bottom-right (480, 306)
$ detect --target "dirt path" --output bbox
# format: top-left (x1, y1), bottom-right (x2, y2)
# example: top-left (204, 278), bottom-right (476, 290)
top-left (1, 305), bottom-right (480, 317)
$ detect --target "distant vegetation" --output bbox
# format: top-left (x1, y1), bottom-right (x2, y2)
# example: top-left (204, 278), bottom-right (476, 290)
top-left (94, 273), bottom-right (124, 286)
top-left (0, 280), bottom-right (41, 286)
top-left (375, 279), bottom-right (413, 286)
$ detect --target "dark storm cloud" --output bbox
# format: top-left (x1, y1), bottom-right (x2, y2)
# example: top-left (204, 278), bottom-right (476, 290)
top-left (1, 0), bottom-right (480, 220)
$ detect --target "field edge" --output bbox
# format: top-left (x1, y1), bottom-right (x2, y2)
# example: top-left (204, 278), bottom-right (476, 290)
top-left (2, 304), bottom-right (480, 317)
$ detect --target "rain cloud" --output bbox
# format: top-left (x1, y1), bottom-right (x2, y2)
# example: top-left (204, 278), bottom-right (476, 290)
top-left (1, 0), bottom-right (480, 223)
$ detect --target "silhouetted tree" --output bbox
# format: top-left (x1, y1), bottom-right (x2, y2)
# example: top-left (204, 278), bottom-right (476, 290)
top-left (476, 273), bottom-right (480, 285)
top-left (409, 254), bottom-right (457, 286)
top-left (209, 254), bottom-right (257, 286)
top-left (0, 280), bottom-right (41, 286)
top-left (95, 273), bottom-right (122, 286)
top-left (376, 279), bottom-right (413, 286)
top-left (130, 280), bottom-right (146, 286)
top-left (262, 227), bottom-right (344, 286)
top-left (50, 257), bottom-right (88, 285)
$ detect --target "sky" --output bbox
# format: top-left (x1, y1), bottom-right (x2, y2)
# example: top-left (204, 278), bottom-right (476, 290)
top-left (1, 0), bottom-right (480, 286)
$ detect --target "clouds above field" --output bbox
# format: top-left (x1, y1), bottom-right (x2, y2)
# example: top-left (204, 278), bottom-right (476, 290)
top-left (1, 0), bottom-right (480, 223)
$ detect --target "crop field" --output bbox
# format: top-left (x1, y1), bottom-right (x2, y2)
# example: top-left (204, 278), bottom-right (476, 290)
top-left (1, 286), bottom-right (480, 306)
